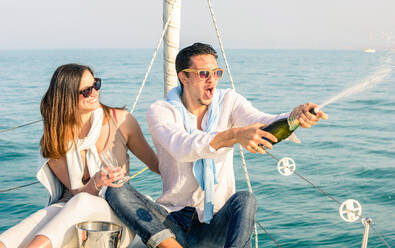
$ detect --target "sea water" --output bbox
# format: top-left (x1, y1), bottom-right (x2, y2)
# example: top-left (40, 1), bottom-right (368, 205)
top-left (0, 49), bottom-right (394, 247)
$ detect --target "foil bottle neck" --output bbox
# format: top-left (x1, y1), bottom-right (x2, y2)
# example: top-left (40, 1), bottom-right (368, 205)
top-left (287, 116), bottom-right (300, 131)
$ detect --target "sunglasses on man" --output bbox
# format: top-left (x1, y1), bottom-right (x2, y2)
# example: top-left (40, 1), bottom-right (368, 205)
top-left (182, 68), bottom-right (224, 80)
top-left (79, 78), bottom-right (102, 98)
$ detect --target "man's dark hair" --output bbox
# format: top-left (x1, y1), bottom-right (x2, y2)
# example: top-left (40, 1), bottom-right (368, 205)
top-left (175, 43), bottom-right (218, 87)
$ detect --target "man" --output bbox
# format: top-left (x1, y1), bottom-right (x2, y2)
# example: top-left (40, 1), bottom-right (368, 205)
top-left (106, 42), bottom-right (327, 248)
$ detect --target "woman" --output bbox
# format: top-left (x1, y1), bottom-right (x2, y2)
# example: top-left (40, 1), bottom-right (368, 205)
top-left (0, 63), bottom-right (159, 248)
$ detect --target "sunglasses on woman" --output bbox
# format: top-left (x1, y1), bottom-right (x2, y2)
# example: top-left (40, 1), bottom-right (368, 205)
top-left (79, 78), bottom-right (102, 98)
top-left (182, 68), bottom-right (224, 80)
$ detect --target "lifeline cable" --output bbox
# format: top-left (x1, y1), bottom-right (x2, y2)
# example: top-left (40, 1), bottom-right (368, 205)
top-left (260, 146), bottom-right (391, 248)
top-left (256, 222), bottom-right (283, 248)
top-left (0, 119), bottom-right (41, 134)
top-left (0, 167), bottom-right (149, 193)
top-left (371, 224), bottom-right (391, 248)
top-left (0, 181), bottom-right (40, 193)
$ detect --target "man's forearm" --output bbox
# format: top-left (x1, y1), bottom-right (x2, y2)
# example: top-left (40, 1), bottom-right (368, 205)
top-left (209, 123), bottom-right (277, 154)
top-left (209, 128), bottom-right (238, 150)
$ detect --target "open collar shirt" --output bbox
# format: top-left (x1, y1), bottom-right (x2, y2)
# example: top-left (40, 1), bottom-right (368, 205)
top-left (146, 89), bottom-right (289, 222)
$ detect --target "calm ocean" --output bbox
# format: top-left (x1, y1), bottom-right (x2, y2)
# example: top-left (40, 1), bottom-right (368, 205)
top-left (0, 49), bottom-right (394, 247)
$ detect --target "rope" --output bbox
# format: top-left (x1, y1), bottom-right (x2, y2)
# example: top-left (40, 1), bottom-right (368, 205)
top-left (0, 119), bottom-right (41, 134)
top-left (238, 146), bottom-right (253, 191)
top-left (239, 146), bottom-right (261, 247)
top-left (125, 167), bottom-right (149, 181)
top-left (206, 0), bottom-right (259, 246)
top-left (129, 0), bottom-right (178, 114)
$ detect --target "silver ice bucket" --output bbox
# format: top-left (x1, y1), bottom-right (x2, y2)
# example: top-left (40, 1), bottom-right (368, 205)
top-left (76, 221), bottom-right (123, 248)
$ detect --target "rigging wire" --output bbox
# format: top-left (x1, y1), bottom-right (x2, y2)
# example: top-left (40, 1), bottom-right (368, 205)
top-left (129, 0), bottom-right (177, 114)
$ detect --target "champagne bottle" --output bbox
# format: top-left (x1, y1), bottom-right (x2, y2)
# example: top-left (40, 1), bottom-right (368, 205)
top-left (261, 108), bottom-right (316, 144)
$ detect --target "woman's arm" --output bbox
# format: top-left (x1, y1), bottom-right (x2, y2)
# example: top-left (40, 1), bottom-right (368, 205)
top-left (117, 110), bottom-right (160, 174)
top-left (48, 157), bottom-right (124, 196)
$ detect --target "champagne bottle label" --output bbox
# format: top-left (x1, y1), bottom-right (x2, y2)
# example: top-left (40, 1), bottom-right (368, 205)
top-left (287, 116), bottom-right (299, 131)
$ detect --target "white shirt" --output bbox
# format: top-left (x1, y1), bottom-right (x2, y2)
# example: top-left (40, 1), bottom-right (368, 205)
top-left (146, 89), bottom-right (289, 222)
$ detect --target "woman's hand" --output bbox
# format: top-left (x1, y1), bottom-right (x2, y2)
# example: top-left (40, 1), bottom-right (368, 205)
top-left (94, 167), bottom-right (127, 189)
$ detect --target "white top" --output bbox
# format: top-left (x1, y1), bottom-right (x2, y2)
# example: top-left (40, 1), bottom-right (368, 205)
top-left (147, 89), bottom-right (289, 222)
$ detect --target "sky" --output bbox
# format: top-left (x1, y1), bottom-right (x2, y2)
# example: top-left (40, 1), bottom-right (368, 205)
top-left (0, 0), bottom-right (394, 50)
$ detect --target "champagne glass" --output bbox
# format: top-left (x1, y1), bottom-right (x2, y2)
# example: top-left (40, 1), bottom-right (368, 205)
top-left (99, 150), bottom-right (129, 185)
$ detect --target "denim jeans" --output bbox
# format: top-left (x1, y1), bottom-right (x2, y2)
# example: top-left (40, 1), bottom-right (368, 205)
top-left (105, 184), bottom-right (256, 248)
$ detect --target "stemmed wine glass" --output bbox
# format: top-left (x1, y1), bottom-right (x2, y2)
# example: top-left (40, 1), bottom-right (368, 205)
top-left (99, 150), bottom-right (130, 185)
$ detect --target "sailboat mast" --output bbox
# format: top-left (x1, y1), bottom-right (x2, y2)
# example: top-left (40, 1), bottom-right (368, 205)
top-left (163, 0), bottom-right (181, 97)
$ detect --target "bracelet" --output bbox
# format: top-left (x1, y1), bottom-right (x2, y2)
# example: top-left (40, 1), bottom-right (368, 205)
top-left (92, 176), bottom-right (101, 191)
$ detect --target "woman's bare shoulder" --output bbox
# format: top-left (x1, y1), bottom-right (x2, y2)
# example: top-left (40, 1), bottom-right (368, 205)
top-left (113, 109), bottom-right (137, 124)
top-left (48, 157), bottom-right (67, 168)
top-left (113, 109), bottom-right (140, 137)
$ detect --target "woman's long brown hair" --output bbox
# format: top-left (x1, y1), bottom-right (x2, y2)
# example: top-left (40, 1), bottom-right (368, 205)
top-left (40, 64), bottom-right (110, 159)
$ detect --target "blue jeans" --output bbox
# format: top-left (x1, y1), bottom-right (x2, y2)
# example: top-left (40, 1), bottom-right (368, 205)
top-left (105, 184), bottom-right (256, 248)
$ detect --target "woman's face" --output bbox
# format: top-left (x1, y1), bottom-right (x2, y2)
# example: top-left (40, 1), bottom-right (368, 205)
top-left (78, 70), bottom-right (100, 113)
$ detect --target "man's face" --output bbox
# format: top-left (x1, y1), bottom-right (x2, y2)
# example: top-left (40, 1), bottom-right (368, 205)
top-left (182, 54), bottom-right (220, 107)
